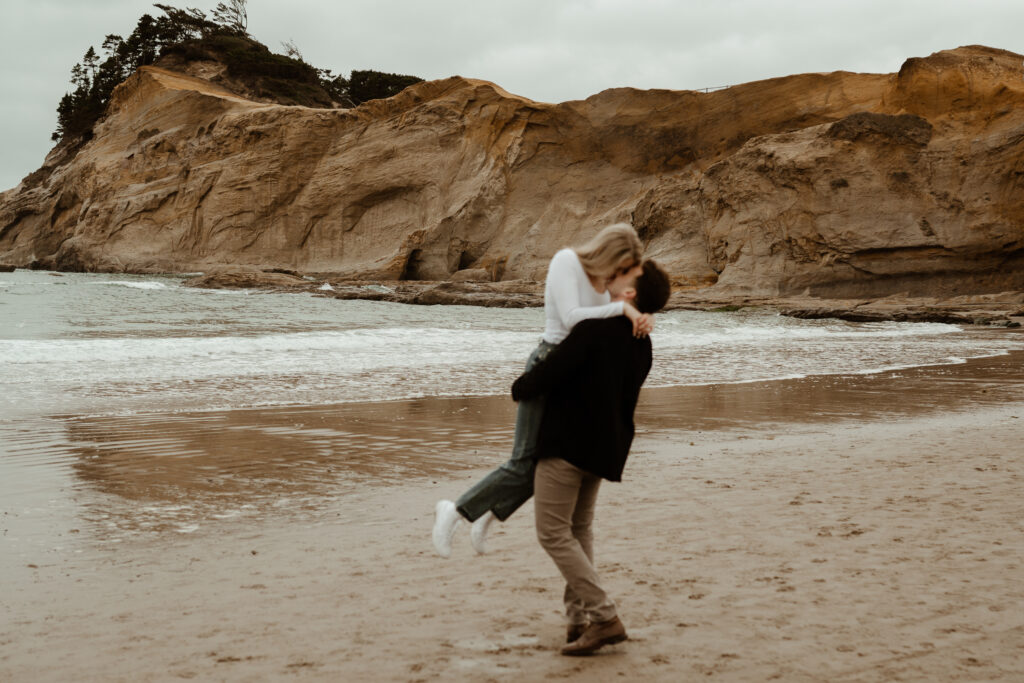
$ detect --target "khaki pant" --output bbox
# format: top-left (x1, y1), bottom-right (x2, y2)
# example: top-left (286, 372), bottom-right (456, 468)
top-left (534, 457), bottom-right (617, 625)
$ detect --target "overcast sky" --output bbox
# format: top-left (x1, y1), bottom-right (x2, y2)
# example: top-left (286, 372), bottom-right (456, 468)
top-left (2, 0), bottom-right (1023, 190)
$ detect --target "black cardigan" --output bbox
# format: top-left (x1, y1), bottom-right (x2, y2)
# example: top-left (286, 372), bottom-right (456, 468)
top-left (511, 316), bottom-right (652, 482)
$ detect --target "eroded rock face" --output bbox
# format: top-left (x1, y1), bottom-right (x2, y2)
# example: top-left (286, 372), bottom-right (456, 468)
top-left (636, 46), bottom-right (1024, 297)
top-left (1, 45), bottom-right (1022, 299)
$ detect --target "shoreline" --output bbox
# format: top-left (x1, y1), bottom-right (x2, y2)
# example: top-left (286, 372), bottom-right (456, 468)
top-left (5, 266), bottom-right (1023, 325)
top-left (18, 343), bottom-right (1023, 425)
top-left (2, 352), bottom-right (1023, 680)
top-left (186, 270), bottom-right (1024, 326)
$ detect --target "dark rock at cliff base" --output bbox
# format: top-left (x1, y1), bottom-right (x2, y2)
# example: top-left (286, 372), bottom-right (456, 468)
top-left (661, 291), bottom-right (1024, 326)
top-left (321, 280), bottom-right (543, 308)
top-left (181, 270), bottom-right (545, 308)
top-left (182, 270), bottom-right (312, 290)
top-left (781, 307), bottom-right (978, 325)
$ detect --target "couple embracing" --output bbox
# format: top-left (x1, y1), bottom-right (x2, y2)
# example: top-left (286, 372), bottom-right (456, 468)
top-left (432, 223), bottom-right (671, 656)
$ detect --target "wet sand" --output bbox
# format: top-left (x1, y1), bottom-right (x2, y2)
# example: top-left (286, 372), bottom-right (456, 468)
top-left (2, 353), bottom-right (1024, 681)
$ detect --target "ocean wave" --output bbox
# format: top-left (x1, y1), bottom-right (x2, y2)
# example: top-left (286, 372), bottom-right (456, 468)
top-left (94, 281), bottom-right (170, 290)
top-left (0, 319), bottom-right (966, 365)
top-left (653, 321), bottom-right (960, 347)
top-left (0, 328), bottom-right (537, 366)
top-left (645, 349), bottom-right (1012, 389)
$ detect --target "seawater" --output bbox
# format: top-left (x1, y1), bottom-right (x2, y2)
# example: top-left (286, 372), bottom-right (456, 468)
top-left (2, 269), bottom-right (1022, 421)
top-left (3, 269), bottom-right (1024, 554)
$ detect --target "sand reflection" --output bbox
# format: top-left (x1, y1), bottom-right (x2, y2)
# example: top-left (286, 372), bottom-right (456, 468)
top-left (638, 351), bottom-right (1024, 432)
top-left (63, 396), bottom-right (517, 538)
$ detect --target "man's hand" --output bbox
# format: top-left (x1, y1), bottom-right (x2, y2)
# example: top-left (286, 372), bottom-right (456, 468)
top-left (624, 303), bottom-right (655, 338)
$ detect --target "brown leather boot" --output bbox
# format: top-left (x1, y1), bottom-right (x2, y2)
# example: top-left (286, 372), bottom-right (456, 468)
top-left (560, 616), bottom-right (627, 656)
top-left (566, 622), bottom-right (589, 643)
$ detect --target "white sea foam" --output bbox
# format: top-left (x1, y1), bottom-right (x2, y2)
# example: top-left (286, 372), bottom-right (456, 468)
top-left (0, 320), bottom-right (965, 368)
top-left (654, 320), bottom-right (960, 346)
top-left (94, 281), bottom-right (169, 290)
top-left (0, 328), bottom-right (535, 369)
top-left (844, 355), bottom-right (972, 375)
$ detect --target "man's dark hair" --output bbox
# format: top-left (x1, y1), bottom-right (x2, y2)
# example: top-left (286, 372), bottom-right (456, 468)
top-left (634, 260), bottom-right (671, 313)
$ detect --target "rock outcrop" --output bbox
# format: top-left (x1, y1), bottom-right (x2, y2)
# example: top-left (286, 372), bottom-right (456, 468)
top-left (636, 47), bottom-right (1024, 297)
top-left (181, 269), bottom-right (544, 307)
top-left (1, 45), bottom-right (1023, 300)
top-left (663, 289), bottom-right (1024, 327)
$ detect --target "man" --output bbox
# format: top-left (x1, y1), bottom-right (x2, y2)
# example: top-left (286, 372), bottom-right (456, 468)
top-left (511, 260), bottom-right (671, 656)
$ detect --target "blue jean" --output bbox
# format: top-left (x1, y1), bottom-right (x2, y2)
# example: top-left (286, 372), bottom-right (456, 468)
top-left (455, 340), bottom-right (555, 522)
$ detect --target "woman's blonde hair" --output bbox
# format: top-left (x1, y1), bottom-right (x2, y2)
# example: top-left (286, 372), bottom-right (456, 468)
top-left (573, 223), bottom-right (643, 279)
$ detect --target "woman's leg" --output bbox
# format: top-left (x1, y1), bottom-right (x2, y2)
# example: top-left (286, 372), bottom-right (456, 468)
top-left (454, 341), bottom-right (553, 522)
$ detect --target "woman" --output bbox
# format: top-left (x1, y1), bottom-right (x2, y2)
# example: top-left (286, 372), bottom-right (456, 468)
top-left (432, 223), bottom-right (653, 557)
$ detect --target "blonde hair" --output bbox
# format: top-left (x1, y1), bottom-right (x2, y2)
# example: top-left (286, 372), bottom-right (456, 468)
top-left (573, 223), bottom-right (643, 279)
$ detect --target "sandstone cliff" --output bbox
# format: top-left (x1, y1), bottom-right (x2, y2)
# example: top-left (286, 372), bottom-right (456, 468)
top-left (1, 45), bottom-right (1022, 298)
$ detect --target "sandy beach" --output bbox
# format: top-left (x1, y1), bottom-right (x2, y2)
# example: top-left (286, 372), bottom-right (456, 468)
top-left (3, 353), bottom-right (1024, 681)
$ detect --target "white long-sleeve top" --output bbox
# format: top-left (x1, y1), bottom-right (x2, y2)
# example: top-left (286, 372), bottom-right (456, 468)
top-left (542, 248), bottom-right (625, 344)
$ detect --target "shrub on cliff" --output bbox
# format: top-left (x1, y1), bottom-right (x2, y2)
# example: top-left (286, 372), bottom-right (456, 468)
top-left (160, 34), bottom-right (334, 107)
top-left (52, 1), bottom-right (423, 142)
top-left (347, 70), bottom-right (425, 104)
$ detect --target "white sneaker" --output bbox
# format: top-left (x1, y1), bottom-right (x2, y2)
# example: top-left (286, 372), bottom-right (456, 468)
top-left (470, 510), bottom-right (497, 555)
top-left (432, 500), bottom-right (462, 558)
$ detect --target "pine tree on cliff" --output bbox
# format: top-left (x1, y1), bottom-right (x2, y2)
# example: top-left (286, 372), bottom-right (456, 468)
top-left (211, 1), bottom-right (248, 35)
top-left (52, 4), bottom-right (223, 142)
